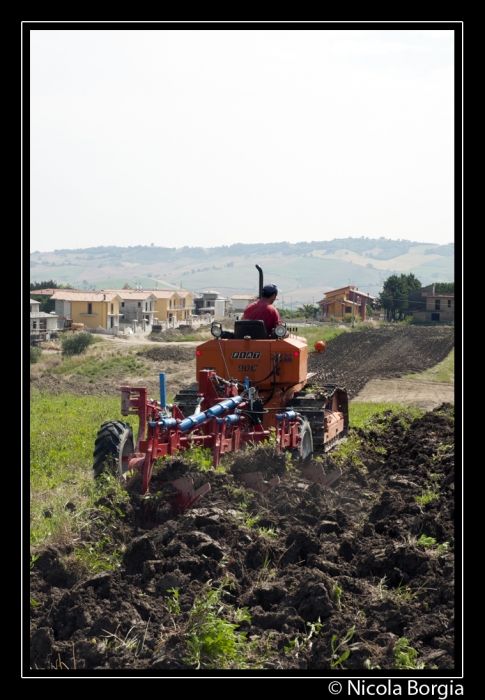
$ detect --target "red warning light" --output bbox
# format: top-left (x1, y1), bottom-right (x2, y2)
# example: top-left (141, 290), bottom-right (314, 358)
top-left (294, 351), bottom-right (299, 357)
top-left (196, 349), bottom-right (202, 356)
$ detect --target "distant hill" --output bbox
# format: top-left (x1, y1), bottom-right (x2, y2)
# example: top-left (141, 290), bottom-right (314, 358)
top-left (29, 238), bottom-right (454, 306)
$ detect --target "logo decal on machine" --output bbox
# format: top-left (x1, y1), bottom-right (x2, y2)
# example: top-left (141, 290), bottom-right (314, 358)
top-left (231, 351), bottom-right (261, 359)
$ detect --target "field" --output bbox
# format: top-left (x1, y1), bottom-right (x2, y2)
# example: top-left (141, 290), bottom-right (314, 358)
top-left (28, 324), bottom-right (457, 673)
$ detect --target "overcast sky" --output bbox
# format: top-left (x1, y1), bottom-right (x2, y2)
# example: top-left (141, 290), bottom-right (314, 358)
top-left (28, 26), bottom-right (457, 253)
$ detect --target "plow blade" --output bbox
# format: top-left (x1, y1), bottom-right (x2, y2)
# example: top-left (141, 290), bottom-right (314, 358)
top-left (237, 472), bottom-right (281, 494)
top-left (300, 464), bottom-right (342, 487)
top-left (166, 478), bottom-right (211, 515)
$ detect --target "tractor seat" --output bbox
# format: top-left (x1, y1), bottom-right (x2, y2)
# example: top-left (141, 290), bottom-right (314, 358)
top-left (233, 320), bottom-right (268, 339)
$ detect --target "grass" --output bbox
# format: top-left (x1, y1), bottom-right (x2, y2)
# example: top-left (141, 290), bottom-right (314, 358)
top-left (348, 403), bottom-right (424, 431)
top-left (393, 637), bottom-right (425, 670)
top-left (49, 348), bottom-right (152, 379)
top-left (288, 326), bottom-right (347, 347)
top-left (29, 392), bottom-right (136, 550)
top-left (405, 349), bottom-right (454, 384)
top-left (183, 578), bottom-right (260, 669)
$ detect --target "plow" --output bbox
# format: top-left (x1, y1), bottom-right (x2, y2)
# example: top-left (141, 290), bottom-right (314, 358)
top-left (93, 266), bottom-right (349, 516)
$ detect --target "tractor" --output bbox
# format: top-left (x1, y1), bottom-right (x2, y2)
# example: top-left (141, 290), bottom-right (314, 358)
top-left (93, 266), bottom-right (349, 513)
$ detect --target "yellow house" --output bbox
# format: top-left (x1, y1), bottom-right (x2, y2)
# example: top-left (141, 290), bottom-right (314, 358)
top-left (51, 290), bottom-right (122, 330)
top-left (151, 290), bottom-right (195, 323)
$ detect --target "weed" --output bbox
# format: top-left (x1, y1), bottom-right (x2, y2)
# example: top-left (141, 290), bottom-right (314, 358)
top-left (414, 484), bottom-right (440, 505)
top-left (417, 535), bottom-right (437, 547)
top-left (166, 588), bottom-right (181, 614)
top-left (364, 659), bottom-right (382, 670)
top-left (183, 578), bottom-right (256, 669)
top-left (73, 536), bottom-right (122, 575)
top-left (333, 583), bottom-right (343, 609)
top-left (101, 625), bottom-right (141, 654)
top-left (393, 637), bottom-right (425, 670)
top-left (259, 551), bottom-right (276, 582)
top-left (417, 536), bottom-right (450, 554)
top-left (257, 527), bottom-right (278, 539)
top-left (30, 599), bottom-right (40, 607)
top-left (330, 626), bottom-right (355, 668)
top-left (30, 553), bottom-right (40, 570)
top-left (284, 618), bottom-right (323, 653)
top-left (30, 346), bottom-right (42, 364)
top-left (184, 444), bottom-right (214, 471)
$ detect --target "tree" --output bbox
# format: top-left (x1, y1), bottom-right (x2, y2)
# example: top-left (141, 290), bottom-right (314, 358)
top-left (435, 282), bottom-right (454, 293)
top-left (378, 273), bottom-right (422, 321)
top-left (300, 304), bottom-right (318, 318)
top-left (61, 332), bottom-right (95, 357)
top-left (30, 280), bottom-right (59, 291)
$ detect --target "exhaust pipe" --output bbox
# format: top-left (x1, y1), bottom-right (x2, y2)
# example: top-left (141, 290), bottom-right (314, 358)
top-left (255, 265), bottom-right (263, 299)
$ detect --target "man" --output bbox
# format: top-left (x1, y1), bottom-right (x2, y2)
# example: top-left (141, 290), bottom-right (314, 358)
top-left (242, 283), bottom-right (282, 336)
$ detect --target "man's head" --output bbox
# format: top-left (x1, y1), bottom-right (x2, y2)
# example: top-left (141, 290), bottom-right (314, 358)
top-left (262, 283), bottom-right (278, 302)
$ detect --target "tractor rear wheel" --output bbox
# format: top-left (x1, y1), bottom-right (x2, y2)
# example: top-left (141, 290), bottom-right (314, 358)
top-left (292, 417), bottom-right (313, 460)
top-left (93, 420), bottom-right (134, 478)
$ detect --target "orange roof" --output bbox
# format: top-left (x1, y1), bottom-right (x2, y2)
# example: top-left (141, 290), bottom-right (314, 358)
top-left (51, 291), bottom-right (122, 302)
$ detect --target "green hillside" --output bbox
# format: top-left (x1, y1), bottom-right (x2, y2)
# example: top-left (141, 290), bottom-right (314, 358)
top-left (30, 238), bottom-right (454, 303)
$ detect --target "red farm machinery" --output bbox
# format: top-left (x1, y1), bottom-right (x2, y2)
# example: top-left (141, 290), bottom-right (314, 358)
top-left (93, 266), bottom-right (349, 514)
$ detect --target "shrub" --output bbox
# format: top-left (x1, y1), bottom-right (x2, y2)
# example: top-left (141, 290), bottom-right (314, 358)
top-left (30, 346), bottom-right (42, 364)
top-left (61, 331), bottom-right (95, 357)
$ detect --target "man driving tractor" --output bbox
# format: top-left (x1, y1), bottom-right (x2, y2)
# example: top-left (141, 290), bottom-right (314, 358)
top-left (242, 282), bottom-right (282, 336)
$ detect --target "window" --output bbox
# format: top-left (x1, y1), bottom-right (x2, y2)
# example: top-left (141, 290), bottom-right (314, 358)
top-left (88, 303), bottom-right (92, 314)
top-left (435, 299), bottom-right (441, 310)
top-left (121, 302), bottom-right (124, 307)
top-left (111, 303), bottom-right (114, 313)
top-left (448, 299), bottom-right (452, 308)
top-left (345, 306), bottom-right (351, 313)
top-left (138, 302), bottom-right (141, 308)
top-left (431, 313), bottom-right (440, 321)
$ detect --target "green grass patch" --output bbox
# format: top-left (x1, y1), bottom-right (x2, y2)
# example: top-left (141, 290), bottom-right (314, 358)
top-left (405, 349), bottom-right (454, 384)
top-left (30, 392), bottom-right (136, 549)
top-left (290, 326), bottom-right (347, 346)
top-left (49, 349), bottom-right (152, 379)
top-left (348, 402), bottom-right (424, 431)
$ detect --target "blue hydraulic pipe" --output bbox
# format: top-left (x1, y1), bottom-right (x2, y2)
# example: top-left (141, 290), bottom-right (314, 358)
top-left (179, 395), bottom-right (244, 432)
top-left (276, 411), bottom-right (297, 421)
top-left (150, 417), bottom-right (178, 429)
top-left (205, 396), bottom-right (243, 418)
top-left (216, 414), bottom-right (241, 425)
top-left (159, 373), bottom-right (166, 409)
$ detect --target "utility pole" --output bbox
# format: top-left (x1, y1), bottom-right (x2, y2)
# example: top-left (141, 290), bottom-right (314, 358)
top-left (351, 282), bottom-right (355, 328)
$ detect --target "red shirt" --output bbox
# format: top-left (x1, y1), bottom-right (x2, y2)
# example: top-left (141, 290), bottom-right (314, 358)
top-left (242, 298), bottom-right (282, 335)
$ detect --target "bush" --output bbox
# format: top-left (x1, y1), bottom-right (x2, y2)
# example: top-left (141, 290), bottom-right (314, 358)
top-left (61, 332), bottom-right (95, 357)
top-left (30, 346), bottom-right (42, 364)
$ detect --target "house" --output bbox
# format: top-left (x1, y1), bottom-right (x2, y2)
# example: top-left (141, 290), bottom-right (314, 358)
top-left (194, 290), bottom-right (229, 317)
top-left (51, 290), bottom-right (122, 331)
top-left (30, 299), bottom-right (59, 344)
top-left (103, 290), bottom-right (156, 329)
top-left (230, 294), bottom-right (257, 320)
top-left (317, 286), bottom-right (376, 321)
top-left (151, 289), bottom-right (195, 324)
top-left (407, 284), bottom-right (454, 323)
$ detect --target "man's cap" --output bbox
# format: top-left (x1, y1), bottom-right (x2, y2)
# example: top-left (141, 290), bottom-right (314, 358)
top-left (262, 283), bottom-right (280, 295)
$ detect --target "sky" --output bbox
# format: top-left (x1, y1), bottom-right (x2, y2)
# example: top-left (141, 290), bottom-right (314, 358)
top-left (28, 24), bottom-right (458, 254)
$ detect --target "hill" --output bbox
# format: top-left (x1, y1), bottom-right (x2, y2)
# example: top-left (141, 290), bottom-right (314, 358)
top-left (30, 238), bottom-right (454, 305)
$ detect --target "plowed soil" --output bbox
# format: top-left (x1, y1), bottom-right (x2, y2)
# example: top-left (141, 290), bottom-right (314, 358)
top-left (29, 325), bottom-right (458, 673)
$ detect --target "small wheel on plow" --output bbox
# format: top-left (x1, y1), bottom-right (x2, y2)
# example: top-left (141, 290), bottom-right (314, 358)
top-left (93, 420), bottom-right (134, 478)
top-left (292, 417), bottom-right (313, 461)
